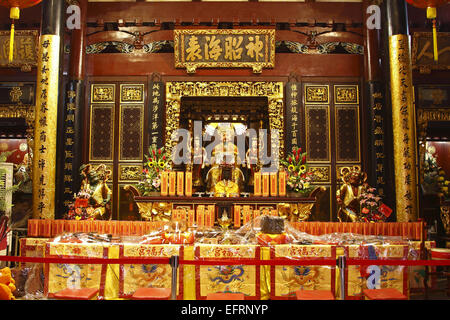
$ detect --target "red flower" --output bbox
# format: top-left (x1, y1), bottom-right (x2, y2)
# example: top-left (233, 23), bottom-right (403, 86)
top-left (299, 147), bottom-right (302, 154)
top-left (362, 207), bottom-right (369, 214)
top-left (288, 156), bottom-right (292, 163)
top-left (292, 147), bottom-right (296, 154)
top-left (158, 148), bottom-right (162, 155)
top-left (152, 149), bottom-right (156, 156)
top-left (302, 155), bottom-right (306, 163)
top-left (163, 155), bottom-right (166, 160)
top-left (295, 154), bottom-right (299, 162)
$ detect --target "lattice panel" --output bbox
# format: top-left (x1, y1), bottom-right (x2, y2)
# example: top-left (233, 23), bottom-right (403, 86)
top-left (119, 105), bottom-right (144, 161)
top-left (305, 105), bottom-right (330, 162)
top-left (335, 106), bottom-right (360, 163)
top-left (89, 105), bottom-right (115, 161)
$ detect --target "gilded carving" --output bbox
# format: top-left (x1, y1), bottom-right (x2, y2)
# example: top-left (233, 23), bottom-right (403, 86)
top-left (119, 164), bottom-right (143, 182)
top-left (174, 29), bottom-right (275, 74)
top-left (91, 84), bottom-right (115, 103)
top-left (165, 81), bottom-right (284, 160)
top-left (305, 85), bottom-right (329, 104)
top-left (334, 85), bottom-right (359, 104)
top-left (308, 166), bottom-right (331, 183)
top-left (120, 84), bottom-right (144, 103)
top-left (0, 30), bottom-right (38, 71)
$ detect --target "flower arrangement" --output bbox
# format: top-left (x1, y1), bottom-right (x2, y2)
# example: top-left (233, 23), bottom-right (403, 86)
top-left (280, 146), bottom-right (315, 194)
top-left (136, 146), bottom-right (171, 195)
top-left (359, 187), bottom-right (387, 222)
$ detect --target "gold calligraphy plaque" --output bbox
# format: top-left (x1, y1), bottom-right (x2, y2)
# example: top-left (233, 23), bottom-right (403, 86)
top-left (174, 29), bottom-right (275, 74)
top-left (0, 30), bottom-right (38, 71)
top-left (389, 34), bottom-right (418, 222)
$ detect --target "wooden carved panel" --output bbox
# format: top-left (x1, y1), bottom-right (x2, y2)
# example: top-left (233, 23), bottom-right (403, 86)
top-left (120, 84), bottom-right (144, 103)
top-left (119, 105), bottom-right (144, 161)
top-left (89, 105), bottom-right (114, 161)
top-left (91, 84), bottom-right (115, 103)
top-left (305, 85), bottom-right (329, 104)
top-left (305, 105), bottom-right (330, 162)
top-left (335, 106), bottom-right (360, 163)
top-left (334, 85), bottom-right (359, 105)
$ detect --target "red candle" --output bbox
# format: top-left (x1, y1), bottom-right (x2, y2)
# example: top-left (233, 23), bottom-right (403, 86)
top-left (254, 172), bottom-right (262, 196)
top-left (262, 173), bottom-right (270, 197)
top-left (234, 205), bottom-right (241, 228)
top-left (177, 171), bottom-right (184, 196)
top-left (161, 171), bottom-right (169, 196)
top-left (270, 172), bottom-right (278, 197)
top-left (185, 171), bottom-right (192, 197)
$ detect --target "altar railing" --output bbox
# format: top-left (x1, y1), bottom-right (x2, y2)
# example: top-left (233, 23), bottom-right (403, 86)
top-left (26, 219), bottom-right (426, 240)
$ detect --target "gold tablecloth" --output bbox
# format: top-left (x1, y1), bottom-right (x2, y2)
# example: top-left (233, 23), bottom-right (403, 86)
top-left (27, 240), bottom-right (424, 299)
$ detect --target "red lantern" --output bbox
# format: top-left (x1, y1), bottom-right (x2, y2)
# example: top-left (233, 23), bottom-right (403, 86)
top-left (406, 0), bottom-right (449, 62)
top-left (0, 0), bottom-right (42, 62)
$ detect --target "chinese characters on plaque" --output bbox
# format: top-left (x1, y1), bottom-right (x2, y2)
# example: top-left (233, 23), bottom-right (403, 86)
top-left (33, 34), bottom-right (60, 219)
top-left (285, 82), bottom-right (302, 153)
top-left (371, 89), bottom-right (386, 196)
top-left (62, 88), bottom-right (77, 209)
top-left (174, 29), bottom-right (275, 74)
top-left (0, 30), bottom-right (38, 71)
top-left (389, 34), bottom-right (418, 221)
top-left (149, 81), bottom-right (165, 149)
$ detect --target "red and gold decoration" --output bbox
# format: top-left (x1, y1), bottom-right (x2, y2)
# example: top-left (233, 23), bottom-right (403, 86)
top-left (406, 0), bottom-right (449, 62)
top-left (0, 0), bottom-right (41, 63)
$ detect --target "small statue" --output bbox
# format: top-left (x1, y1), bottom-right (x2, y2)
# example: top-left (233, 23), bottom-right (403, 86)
top-left (214, 168), bottom-right (240, 197)
top-left (336, 166), bottom-right (368, 222)
top-left (74, 164), bottom-right (112, 220)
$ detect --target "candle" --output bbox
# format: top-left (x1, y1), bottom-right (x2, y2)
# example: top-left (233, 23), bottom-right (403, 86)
top-left (185, 171), bottom-right (193, 196)
top-left (169, 171), bottom-right (176, 196)
top-left (234, 205), bottom-right (241, 228)
top-left (208, 205), bottom-right (215, 227)
top-left (161, 171), bottom-right (169, 196)
top-left (197, 205), bottom-right (205, 227)
top-left (177, 171), bottom-right (184, 196)
top-left (270, 172), bottom-right (278, 197)
top-left (254, 172), bottom-right (262, 196)
top-left (278, 170), bottom-right (286, 196)
top-left (262, 173), bottom-right (270, 197)
top-left (188, 209), bottom-right (195, 227)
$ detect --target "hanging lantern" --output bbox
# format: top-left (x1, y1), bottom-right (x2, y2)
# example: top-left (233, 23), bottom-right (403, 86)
top-left (0, 0), bottom-right (42, 63)
top-left (406, 0), bottom-right (449, 62)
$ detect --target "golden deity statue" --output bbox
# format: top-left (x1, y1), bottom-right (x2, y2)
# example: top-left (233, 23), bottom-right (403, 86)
top-left (205, 126), bottom-right (245, 194)
top-left (336, 166), bottom-right (368, 222)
